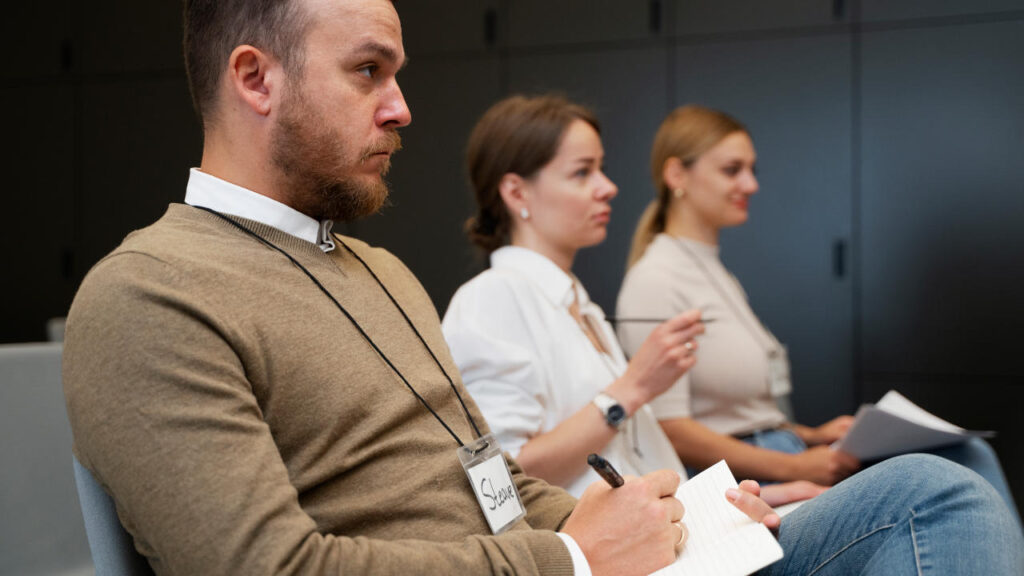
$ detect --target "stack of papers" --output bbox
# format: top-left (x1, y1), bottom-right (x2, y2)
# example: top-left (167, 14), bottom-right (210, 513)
top-left (832, 390), bottom-right (994, 461)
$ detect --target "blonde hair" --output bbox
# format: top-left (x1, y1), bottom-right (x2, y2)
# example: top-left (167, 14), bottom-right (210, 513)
top-left (627, 105), bottom-right (747, 267)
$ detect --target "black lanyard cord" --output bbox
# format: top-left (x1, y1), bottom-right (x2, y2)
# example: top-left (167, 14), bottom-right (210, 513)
top-left (192, 205), bottom-right (477, 447)
top-left (336, 238), bottom-right (484, 439)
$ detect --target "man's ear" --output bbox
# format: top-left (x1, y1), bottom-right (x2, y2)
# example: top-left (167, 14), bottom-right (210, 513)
top-left (662, 156), bottom-right (689, 192)
top-left (226, 44), bottom-right (280, 117)
top-left (498, 173), bottom-right (528, 215)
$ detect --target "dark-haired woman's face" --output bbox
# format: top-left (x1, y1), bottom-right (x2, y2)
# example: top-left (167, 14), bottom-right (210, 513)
top-left (517, 120), bottom-right (618, 261)
top-left (684, 131), bottom-right (758, 230)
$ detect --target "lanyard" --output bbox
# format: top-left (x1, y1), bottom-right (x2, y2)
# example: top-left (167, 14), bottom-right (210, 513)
top-left (193, 205), bottom-right (483, 447)
top-left (672, 238), bottom-right (780, 354)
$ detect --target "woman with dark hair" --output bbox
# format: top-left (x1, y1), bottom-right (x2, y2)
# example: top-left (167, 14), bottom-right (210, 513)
top-left (445, 94), bottom-right (708, 495)
top-left (617, 105), bottom-right (1019, 522)
top-left (439, 95), bottom-right (1023, 575)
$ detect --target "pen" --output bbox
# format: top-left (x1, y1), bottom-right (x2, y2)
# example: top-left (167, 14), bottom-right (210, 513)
top-left (608, 317), bottom-right (716, 324)
top-left (587, 453), bottom-right (624, 488)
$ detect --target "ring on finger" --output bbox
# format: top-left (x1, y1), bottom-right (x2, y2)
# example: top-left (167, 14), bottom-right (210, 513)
top-left (673, 521), bottom-right (688, 548)
top-left (684, 340), bottom-right (695, 352)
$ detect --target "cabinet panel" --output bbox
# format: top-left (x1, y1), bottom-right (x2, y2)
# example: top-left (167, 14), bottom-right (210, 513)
top-left (508, 0), bottom-right (661, 47)
top-left (398, 0), bottom-right (501, 55)
top-left (1, 2), bottom-right (72, 80)
top-left (348, 56), bottom-right (502, 314)
top-left (76, 0), bottom-right (184, 74)
top-left (0, 86), bottom-right (76, 343)
top-left (674, 34), bottom-right (855, 423)
top-left (508, 47), bottom-right (669, 313)
top-left (860, 0), bottom-right (1024, 23)
top-left (78, 77), bottom-right (201, 273)
top-left (675, 0), bottom-right (846, 36)
top-left (860, 20), bottom-right (1024, 378)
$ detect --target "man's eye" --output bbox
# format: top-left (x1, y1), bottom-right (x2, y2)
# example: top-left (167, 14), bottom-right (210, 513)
top-left (358, 65), bottom-right (377, 78)
top-left (723, 165), bottom-right (741, 177)
top-left (575, 168), bottom-right (590, 178)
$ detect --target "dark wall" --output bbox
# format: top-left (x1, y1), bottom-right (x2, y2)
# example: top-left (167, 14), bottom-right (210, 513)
top-left (2, 1), bottom-right (1021, 513)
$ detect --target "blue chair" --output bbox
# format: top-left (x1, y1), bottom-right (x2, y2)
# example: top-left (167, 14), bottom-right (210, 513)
top-left (73, 457), bottom-right (154, 576)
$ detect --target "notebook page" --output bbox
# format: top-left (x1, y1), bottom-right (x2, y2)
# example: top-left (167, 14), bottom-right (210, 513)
top-left (650, 460), bottom-right (783, 576)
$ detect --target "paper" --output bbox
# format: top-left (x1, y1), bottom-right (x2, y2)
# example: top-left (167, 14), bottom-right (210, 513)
top-left (832, 390), bottom-right (994, 461)
top-left (650, 460), bottom-right (783, 576)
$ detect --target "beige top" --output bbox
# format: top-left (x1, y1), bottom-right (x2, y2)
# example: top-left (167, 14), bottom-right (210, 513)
top-left (616, 234), bottom-right (787, 436)
top-left (64, 205), bottom-right (577, 575)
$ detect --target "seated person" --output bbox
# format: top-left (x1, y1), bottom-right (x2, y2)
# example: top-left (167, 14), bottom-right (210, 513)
top-left (63, 3), bottom-right (1023, 574)
top-left (616, 104), bottom-right (1019, 523)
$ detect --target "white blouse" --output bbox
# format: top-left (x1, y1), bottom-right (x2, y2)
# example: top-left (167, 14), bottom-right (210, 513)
top-left (442, 246), bottom-right (685, 497)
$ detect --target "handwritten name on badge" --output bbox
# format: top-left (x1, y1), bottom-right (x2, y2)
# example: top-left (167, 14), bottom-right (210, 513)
top-left (481, 475), bottom-right (518, 511)
top-left (467, 453), bottom-right (525, 533)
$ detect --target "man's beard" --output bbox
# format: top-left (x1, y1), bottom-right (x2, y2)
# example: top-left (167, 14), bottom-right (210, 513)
top-left (270, 88), bottom-right (402, 222)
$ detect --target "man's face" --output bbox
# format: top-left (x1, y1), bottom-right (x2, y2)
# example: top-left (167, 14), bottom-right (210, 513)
top-left (271, 0), bottom-right (411, 221)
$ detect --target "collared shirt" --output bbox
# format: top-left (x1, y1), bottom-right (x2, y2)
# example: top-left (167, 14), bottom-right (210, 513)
top-left (183, 172), bottom-right (590, 573)
top-left (443, 246), bottom-right (687, 498)
top-left (184, 168), bottom-right (336, 252)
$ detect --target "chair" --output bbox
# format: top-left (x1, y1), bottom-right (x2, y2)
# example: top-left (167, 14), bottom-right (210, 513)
top-left (0, 342), bottom-right (92, 576)
top-left (73, 457), bottom-right (154, 575)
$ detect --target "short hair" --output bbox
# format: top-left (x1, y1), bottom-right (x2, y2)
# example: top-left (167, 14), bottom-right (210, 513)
top-left (464, 94), bottom-right (600, 254)
top-left (183, 0), bottom-right (313, 127)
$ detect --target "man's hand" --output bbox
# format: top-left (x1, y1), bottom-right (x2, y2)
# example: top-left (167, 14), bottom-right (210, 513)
top-left (726, 480), bottom-right (783, 534)
top-left (562, 470), bottom-right (685, 576)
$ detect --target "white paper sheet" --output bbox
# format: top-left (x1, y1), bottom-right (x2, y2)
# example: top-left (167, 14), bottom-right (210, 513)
top-left (650, 460), bottom-right (783, 576)
top-left (832, 390), bottom-right (994, 461)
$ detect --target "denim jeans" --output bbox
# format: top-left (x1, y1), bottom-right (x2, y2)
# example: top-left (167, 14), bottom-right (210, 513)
top-left (737, 429), bottom-right (1022, 528)
top-left (760, 454), bottom-right (1024, 575)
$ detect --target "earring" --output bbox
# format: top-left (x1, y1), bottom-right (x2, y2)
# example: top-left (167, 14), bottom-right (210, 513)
top-left (673, 188), bottom-right (686, 199)
top-left (520, 207), bottom-right (530, 220)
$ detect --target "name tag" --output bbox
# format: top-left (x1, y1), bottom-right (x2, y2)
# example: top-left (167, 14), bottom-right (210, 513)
top-left (768, 347), bottom-right (792, 398)
top-left (457, 434), bottom-right (526, 534)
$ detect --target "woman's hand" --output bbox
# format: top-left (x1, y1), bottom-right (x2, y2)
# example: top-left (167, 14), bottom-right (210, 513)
top-left (787, 445), bottom-right (860, 486)
top-left (795, 415), bottom-right (855, 446)
top-left (759, 480), bottom-right (828, 507)
top-left (606, 309), bottom-right (704, 414)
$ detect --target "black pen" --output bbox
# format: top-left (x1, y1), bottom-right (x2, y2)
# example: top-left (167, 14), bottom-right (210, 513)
top-left (608, 317), bottom-right (716, 324)
top-left (588, 453), bottom-right (624, 488)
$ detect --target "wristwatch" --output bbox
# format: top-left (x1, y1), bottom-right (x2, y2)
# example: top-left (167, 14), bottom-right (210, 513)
top-left (593, 392), bottom-right (627, 430)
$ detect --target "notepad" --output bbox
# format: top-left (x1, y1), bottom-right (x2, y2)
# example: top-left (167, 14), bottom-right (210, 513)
top-left (650, 460), bottom-right (783, 576)
top-left (832, 390), bottom-right (994, 461)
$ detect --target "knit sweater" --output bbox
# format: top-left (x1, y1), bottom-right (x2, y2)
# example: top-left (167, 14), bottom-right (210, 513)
top-left (63, 204), bottom-right (577, 575)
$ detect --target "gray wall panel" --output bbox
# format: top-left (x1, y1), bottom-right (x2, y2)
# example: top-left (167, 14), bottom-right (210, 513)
top-left (860, 20), bottom-right (1024, 378)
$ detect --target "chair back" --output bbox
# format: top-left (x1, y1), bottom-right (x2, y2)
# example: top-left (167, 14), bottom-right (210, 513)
top-left (73, 457), bottom-right (154, 575)
top-left (0, 342), bottom-right (92, 576)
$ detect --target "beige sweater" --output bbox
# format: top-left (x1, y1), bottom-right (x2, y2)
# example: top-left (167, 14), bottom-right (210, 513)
top-left (64, 205), bottom-right (577, 575)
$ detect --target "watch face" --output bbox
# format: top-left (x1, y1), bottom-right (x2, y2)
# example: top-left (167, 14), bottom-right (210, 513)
top-left (607, 404), bottom-right (626, 425)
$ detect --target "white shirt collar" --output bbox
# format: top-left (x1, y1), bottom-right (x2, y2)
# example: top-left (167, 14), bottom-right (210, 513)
top-left (184, 168), bottom-right (336, 252)
top-left (489, 246), bottom-right (592, 310)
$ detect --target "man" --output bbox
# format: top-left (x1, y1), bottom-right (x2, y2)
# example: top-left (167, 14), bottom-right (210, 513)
top-left (63, 0), bottom-right (1022, 574)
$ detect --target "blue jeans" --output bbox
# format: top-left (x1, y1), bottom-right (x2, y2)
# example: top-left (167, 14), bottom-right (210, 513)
top-left (738, 429), bottom-right (1022, 528)
top-left (760, 454), bottom-right (1024, 575)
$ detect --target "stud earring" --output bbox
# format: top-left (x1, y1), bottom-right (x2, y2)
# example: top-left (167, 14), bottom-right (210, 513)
top-left (673, 188), bottom-right (686, 199)
top-left (520, 207), bottom-right (530, 220)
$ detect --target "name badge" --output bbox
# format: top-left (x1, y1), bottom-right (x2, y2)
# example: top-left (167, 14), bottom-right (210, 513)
top-left (457, 434), bottom-right (526, 534)
top-left (768, 346), bottom-right (792, 398)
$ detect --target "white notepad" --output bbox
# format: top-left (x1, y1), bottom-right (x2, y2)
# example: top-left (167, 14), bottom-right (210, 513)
top-left (650, 460), bottom-right (783, 576)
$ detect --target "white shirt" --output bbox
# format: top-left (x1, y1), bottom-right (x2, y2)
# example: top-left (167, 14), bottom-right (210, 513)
top-left (443, 246), bottom-right (687, 498)
top-left (184, 171), bottom-right (591, 572)
top-left (184, 168), bottom-right (336, 252)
